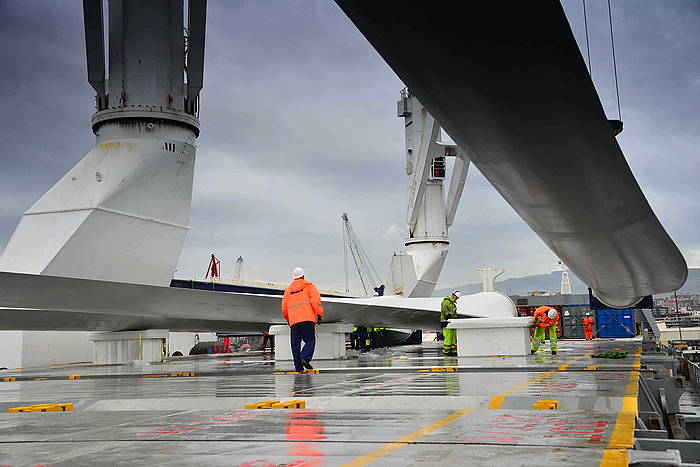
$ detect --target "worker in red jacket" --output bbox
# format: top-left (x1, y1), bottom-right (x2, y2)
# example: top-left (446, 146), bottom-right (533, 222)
top-left (531, 306), bottom-right (560, 355)
top-left (582, 313), bottom-right (595, 340)
top-left (282, 267), bottom-right (324, 372)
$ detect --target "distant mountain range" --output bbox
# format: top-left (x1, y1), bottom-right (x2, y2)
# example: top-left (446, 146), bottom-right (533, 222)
top-left (434, 268), bottom-right (700, 297)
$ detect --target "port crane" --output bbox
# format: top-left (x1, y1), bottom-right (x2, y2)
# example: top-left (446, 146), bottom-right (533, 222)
top-left (233, 256), bottom-right (244, 281)
top-left (341, 213), bottom-right (384, 297)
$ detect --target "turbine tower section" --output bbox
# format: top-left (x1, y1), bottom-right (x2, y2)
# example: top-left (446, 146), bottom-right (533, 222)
top-left (0, 0), bottom-right (207, 286)
top-left (387, 89), bottom-right (470, 297)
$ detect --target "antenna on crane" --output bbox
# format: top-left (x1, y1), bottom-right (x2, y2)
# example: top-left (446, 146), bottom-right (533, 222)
top-left (341, 213), bottom-right (385, 297)
top-left (558, 260), bottom-right (572, 295)
top-left (205, 254), bottom-right (220, 279)
top-left (233, 256), bottom-right (244, 281)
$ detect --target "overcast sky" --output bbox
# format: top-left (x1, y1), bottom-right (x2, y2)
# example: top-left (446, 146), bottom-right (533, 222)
top-left (0, 1), bottom-right (698, 294)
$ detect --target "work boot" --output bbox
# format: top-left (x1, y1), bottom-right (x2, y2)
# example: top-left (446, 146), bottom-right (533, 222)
top-left (449, 351), bottom-right (458, 356)
top-left (551, 351), bottom-right (557, 355)
top-left (301, 359), bottom-right (314, 370)
top-left (530, 349), bottom-right (536, 355)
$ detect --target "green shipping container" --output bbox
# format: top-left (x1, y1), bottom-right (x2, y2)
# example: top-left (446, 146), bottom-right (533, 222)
top-left (561, 305), bottom-right (592, 339)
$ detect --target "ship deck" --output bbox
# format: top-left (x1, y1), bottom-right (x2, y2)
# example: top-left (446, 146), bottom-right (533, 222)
top-left (0, 339), bottom-right (642, 466)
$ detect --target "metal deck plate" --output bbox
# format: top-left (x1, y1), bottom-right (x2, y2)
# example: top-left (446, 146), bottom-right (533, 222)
top-left (0, 340), bottom-right (641, 466)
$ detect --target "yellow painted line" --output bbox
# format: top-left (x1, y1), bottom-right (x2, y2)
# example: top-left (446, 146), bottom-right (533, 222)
top-left (600, 448), bottom-right (628, 466)
top-left (600, 347), bottom-right (642, 467)
top-left (489, 353), bottom-right (591, 409)
top-left (339, 408), bottom-right (475, 467)
top-left (488, 369), bottom-right (556, 409)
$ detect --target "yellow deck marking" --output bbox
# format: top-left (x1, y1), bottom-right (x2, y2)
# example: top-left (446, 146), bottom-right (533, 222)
top-left (600, 348), bottom-right (641, 467)
top-left (340, 408), bottom-right (475, 467)
top-left (488, 353), bottom-right (591, 409)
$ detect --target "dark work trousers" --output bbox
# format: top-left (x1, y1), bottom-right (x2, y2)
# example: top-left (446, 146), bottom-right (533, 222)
top-left (290, 321), bottom-right (316, 371)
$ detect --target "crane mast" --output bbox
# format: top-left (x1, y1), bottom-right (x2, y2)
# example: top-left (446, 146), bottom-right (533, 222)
top-left (386, 89), bottom-right (470, 297)
top-left (233, 256), bottom-right (244, 281)
top-left (342, 213), bottom-right (384, 297)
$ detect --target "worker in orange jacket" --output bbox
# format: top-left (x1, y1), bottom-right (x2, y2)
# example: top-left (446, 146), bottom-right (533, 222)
top-left (582, 313), bottom-right (595, 340)
top-left (531, 306), bottom-right (559, 355)
top-left (282, 267), bottom-right (324, 372)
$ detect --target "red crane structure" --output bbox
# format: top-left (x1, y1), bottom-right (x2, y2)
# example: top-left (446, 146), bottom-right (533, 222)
top-left (205, 254), bottom-right (220, 279)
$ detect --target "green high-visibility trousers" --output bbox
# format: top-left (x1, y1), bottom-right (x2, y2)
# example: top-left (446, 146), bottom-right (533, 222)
top-left (531, 326), bottom-right (557, 352)
top-left (443, 327), bottom-right (457, 354)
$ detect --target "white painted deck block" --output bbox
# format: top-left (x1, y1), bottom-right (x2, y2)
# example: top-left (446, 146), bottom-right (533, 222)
top-left (88, 329), bottom-right (168, 364)
top-left (448, 317), bottom-right (532, 357)
top-left (270, 323), bottom-right (354, 361)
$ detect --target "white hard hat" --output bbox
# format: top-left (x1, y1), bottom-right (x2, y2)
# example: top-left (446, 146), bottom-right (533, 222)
top-left (292, 267), bottom-right (304, 279)
top-left (547, 308), bottom-right (558, 319)
top-left (453, 291), bottom-right (462, 298)
top-left (585, 312), bottom-right (590, 316)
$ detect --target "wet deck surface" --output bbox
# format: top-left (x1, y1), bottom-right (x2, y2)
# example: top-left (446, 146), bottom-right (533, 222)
top-left (0, 339), bottom-right (641, 466)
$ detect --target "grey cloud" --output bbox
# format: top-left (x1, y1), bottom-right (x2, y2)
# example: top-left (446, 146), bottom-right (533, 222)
top-left (0, 1), bottom-right (698, 294)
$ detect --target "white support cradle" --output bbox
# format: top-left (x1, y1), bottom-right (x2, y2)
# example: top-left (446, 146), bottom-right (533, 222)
top-left (88, 329), bottom-right (169, 364)
top-left (269, 323), bottom-right (354, 361)
top-left (448, 317), bottom-right (532, 357)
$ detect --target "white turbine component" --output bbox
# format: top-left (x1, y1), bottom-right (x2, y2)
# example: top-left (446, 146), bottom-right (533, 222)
top-left (0, 0), bottom-right (206, 287)
top-left (476, 268), bottom-right (505, 292)
top-left (388, 89), bottom-right (470, 297)
top-left (0, 124), bottom-right (195, 285)
top-left (0, 1), bottom-right (206, 368)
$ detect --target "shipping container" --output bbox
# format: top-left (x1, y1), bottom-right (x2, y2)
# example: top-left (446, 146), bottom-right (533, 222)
top-left (596, 309), bottom-right (636, 338)
top-left (561, 304), bottom-right (592, 339)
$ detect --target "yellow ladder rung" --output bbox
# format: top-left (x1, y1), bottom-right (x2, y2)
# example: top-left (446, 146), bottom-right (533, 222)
top-left (585, 366), bottom-right (600, 371)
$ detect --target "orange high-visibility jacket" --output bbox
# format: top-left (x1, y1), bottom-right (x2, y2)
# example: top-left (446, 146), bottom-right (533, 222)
top-left (282, 278), bottom-right (324, 326)
top-left (582, 316), bottom-right (595, 328)
top-left (533, 306), bottom-right (559, 328)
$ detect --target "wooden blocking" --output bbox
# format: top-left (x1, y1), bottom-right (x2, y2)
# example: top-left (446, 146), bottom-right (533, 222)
top-left (244, 400), bottom-right (280, 409)
top-left (532, 400), bottom-right (559, 410)
top-left (68, 375), bottom-right (81, 380)
top-left (8, 403), bottom-right (74, 413)
top-left (55, 403), bottom-right (74, 412)
top-left (431, 367), bottom-right (458, 372)
top-left (270, 400), bottom-right (306, 409)
top-left (3, 377), bottom-right (17, 382)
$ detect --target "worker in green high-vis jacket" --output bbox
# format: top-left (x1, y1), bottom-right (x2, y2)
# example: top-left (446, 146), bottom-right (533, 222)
top-left (440, 291), bottom-right (461, 356)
